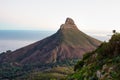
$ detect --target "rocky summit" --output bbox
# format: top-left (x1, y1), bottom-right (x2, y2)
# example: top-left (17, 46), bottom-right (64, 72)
top-left (0, 18), bottom-right (101, 66)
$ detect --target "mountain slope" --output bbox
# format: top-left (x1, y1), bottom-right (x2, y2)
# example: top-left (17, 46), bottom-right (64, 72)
top-left (0, 18), bottom-right (102, 80)
top-left (68, 33), bottom-right (120, 80)
top-left (0, 18), bottom-right (101, 65)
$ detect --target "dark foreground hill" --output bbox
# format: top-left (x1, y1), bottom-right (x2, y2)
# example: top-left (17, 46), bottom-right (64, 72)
top-left (68, 33), bottom-right (120, 80)
top-left (0, 18), bottom-right (101, 79)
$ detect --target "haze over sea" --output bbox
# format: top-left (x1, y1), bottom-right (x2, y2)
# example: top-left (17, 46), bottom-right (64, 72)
top-left (0, 30), bottom-right (111, 53)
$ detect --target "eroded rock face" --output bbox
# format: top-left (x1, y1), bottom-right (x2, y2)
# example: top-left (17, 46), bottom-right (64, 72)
top-left (65, 17), bottom-right (75, 25)
top-left (60, 18), bottom-right (77, 29)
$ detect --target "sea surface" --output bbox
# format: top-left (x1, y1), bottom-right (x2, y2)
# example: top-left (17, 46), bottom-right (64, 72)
top-left (0, 30), bottom-right (111, 53)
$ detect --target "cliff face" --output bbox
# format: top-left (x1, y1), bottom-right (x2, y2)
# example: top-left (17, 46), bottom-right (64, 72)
top-left (0, 18), bottom-right (101, 65)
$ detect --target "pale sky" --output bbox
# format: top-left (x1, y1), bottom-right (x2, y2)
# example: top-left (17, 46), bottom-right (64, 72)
top-left (0, 0), bottom-right (120, 32)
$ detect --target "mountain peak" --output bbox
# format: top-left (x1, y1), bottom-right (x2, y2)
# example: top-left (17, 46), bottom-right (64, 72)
top-left (0, 18), bottom-right (101, 66)
top-left (0, 18), bottom-right (102, 79)
top-left (65, 17), bottom-right (75, 25)
top-left (60, 17), bottom-right (77, 29)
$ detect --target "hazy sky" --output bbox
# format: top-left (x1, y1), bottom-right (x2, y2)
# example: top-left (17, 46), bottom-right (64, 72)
top-left (0, 0), bottom-right (120, 32)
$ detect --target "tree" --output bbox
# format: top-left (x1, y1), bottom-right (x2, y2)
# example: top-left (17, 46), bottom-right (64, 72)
top-left (113, 30), bottom-right (116, 34)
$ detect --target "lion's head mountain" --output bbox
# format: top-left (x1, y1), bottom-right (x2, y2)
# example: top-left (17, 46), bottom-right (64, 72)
top-left (0, 18), bottom-right (101, 66)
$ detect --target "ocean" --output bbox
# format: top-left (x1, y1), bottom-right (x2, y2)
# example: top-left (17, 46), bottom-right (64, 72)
top-left (0, 30), bottom-right (111, 53)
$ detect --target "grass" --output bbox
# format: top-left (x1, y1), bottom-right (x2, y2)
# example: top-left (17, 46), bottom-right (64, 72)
top-left (27, 66), bottom-right (74, 80)
top-left (59, 28), bottom-right (101, 47)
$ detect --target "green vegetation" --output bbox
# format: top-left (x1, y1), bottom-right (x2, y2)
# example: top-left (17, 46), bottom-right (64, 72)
top-left (0, 59), bottom-right (77, 80)
top-left (27, 67), bottom-right (74, 80)
top-left (59, 28), bottom-right (101, 46)
top-left (67, 33), bottom-right (120, 80)
top-left (28, 72), bottom-right (65, 80)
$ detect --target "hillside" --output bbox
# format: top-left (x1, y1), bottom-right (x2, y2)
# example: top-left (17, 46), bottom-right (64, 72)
top-left (0, 18), bottom-right (101, 79)
top-left (0, 18), bottom-right (101, 65)
top-left (68, 33), bottom-right (120, 80)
